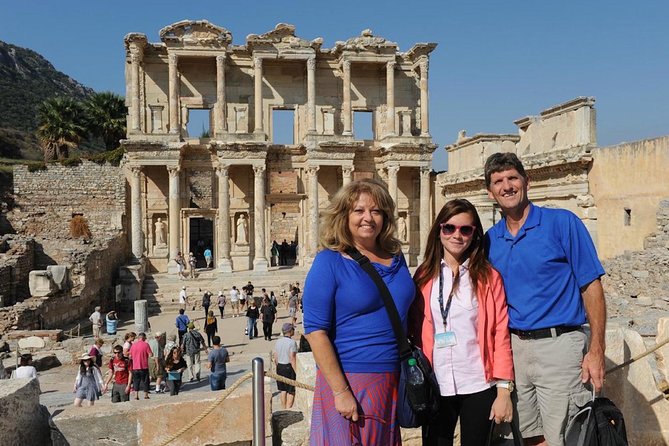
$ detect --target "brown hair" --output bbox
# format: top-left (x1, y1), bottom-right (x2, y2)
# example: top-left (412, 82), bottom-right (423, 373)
top-left (414, 199), bottom-right (491, 291)
top-left (484, 152), bottom-right (528, 188)
top-left (320, 178), bottom-right (401, 255)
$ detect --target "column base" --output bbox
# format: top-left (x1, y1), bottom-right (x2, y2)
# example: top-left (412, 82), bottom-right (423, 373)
top-left (252, 258), bottom-right (269, 273)
top-left (218, 258), bottom-right (233, 273)
top-left (420, 132), bottom-right (431, 137)
top-left (167, 259), bottom-right (180, 274)
top-left (342, 131), bottom-right (353, 136)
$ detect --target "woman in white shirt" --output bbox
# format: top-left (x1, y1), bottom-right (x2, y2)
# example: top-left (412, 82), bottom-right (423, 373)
top-left (410, 199), bottom-right (514, 446)
top-left (13, 354), bottom-right (37, 380)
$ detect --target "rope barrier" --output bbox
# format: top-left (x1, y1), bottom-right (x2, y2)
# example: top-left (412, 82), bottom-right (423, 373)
top-left (606, 336), bottom-right (669, 375)
top-left (156, 369), bottom-right (314, 446)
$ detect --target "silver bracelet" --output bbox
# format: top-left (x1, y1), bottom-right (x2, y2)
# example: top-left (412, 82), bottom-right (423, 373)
top-left (333, 385), bottom-right (350, 397)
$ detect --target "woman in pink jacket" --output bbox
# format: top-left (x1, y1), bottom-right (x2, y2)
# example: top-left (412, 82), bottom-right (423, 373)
top-left (409, 199), bottom-right (514, 446)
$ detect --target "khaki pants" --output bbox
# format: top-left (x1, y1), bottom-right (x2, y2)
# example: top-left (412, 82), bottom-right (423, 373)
top-left (185, 351), bottom-right (201, 381)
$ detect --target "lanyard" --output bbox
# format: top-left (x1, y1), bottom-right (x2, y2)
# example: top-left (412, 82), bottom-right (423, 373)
top-left (438, 265), bottom-right (455, 330)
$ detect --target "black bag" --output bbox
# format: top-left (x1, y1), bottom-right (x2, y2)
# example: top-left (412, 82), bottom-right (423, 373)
top-left (486, 419), bottom-right (523, 446)
top-left (346, 248), bottom-right (440, 428)
top-left (565, 393), bottom-right (628, 446)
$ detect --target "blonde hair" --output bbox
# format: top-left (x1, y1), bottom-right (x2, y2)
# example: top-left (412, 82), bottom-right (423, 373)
top-left (320, 178), bottom-right (401, 255)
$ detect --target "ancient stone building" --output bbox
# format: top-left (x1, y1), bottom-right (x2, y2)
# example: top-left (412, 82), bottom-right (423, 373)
top-left (122, 21), bottom-right (438, 272)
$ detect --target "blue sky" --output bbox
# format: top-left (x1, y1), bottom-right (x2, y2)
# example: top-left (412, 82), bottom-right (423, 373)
top-left (2, 0), bottom-right (668, 171)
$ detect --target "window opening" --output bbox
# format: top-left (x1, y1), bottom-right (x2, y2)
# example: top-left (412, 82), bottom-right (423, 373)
top-left (624, 208), bottom-right (631, 226)
top-left (272, 109), bottom-right (295, 145)
top-left (186, 109), bottom-right (211, 138)
top-left (353, 110), bottom-right (374, 140)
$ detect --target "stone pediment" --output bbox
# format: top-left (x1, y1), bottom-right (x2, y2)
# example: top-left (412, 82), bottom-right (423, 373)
top-left (333, 29), bottom-right (398, 55)
top-left (246, 23), bottom-right (323, 52)
top-left (159, 20), bottom-right (232, 47)
top-left (403, 42), bottom-right (438, 61)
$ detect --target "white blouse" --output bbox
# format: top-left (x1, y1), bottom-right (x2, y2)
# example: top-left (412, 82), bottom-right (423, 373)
top-left (430, 260), bottom-right (491, 396)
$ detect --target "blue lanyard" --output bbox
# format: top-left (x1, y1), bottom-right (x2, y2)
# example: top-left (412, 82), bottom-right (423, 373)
top-left (438, 265), bottom-right (455, 330)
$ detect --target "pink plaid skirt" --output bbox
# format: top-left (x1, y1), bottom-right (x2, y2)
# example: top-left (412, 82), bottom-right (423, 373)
top-left (309, 369), bottom-right (401, 446)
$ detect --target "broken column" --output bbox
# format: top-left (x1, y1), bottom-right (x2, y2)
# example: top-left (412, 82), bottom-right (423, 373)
top-left (134, 300), bottom-right (148, 334)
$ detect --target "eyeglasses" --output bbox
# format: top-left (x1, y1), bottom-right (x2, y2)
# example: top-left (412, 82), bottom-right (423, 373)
top-left (439, 223), bottom-right (476, 237)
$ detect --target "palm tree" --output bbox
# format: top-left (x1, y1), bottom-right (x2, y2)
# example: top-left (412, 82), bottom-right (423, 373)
top-left (83, 92), bottom-right (127, 150)
top-left (36, 97), bottom-right (86, 161)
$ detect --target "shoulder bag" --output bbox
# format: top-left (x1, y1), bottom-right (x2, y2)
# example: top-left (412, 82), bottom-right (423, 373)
top-left (346, 248), bottom-right (440, 428)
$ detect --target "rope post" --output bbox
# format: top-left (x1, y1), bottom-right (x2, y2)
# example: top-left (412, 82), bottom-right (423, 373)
top-left (252, 357), bottom-right (265, 445)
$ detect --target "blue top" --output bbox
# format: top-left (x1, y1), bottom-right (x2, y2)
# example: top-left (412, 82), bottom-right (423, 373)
top-left (485, 203), bottom-right (605, 331)
top-left (303, 249), bottom-right (415, 373)
top-left (208, 347), bottom-right (229, 374)
top-left (175, 314), bottom-right (190, 331)
top-left (204, 248), bottom-right (212, 258)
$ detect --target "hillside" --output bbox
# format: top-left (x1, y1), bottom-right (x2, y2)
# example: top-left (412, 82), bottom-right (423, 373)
top-left (0, 41), bottom-right (96, 159)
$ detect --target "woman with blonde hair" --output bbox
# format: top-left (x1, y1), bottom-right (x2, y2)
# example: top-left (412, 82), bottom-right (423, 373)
top-left (409, 199), bottom-right (514, 445)
top-left (303, 178), bottom-right (415, 445)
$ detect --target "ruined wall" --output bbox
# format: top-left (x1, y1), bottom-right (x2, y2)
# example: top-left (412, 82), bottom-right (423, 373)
top-left (0, 379), bottom-right (50, 445)
top-left (10, 161), bottom-right (126, 240)
top-left (590, 136), bottom-right (669, 259)
top-left (0, 236), bottom-right (34, 307)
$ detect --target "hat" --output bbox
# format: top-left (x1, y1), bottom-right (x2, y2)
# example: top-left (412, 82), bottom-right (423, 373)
top-left (155, 331), bottom-right (163, 338)
top-left (218, 291), bottom-right (223, 296)
top-left (187, 322), bottom-right (195, 329)
top-left (182, 286), bottom-right (186, 290)
top-left (79, 353), bottom-right (93, 361)
top-left (95, 306), bottom-right (101, 311)
top-left (282, 323), bottom-right (294, 334)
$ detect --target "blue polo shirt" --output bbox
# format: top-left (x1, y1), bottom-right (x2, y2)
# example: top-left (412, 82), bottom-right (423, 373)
top-left (485, 203), bottom-right (605, 331)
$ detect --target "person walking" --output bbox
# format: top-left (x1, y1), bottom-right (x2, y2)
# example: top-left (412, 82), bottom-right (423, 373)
top-left (273, 323), bottom-right (298, 409)
top-left (204, 310), bottom-right (218, 348)
top-left (287, 288), bottom-right (299, 326)
top-left (88, 338), bottom-right (104, 368)
top-left (148, 332), bottom-right (166, 393)
top-left (183, 322), bottom-right (208, 382)
top-left (164, 347), bottom-right (187, 396)
top-left (123, 332), bottom-right (136, 357)
top-left (229, 286), bottom-right (240, 317)
top-left (73, 354), bottom-right (105, 407)
top-left (204, 247), bottom-right (213, 268)
top-left (245, 300), bottom-right (260, 340)
top-left (303, 178), bottom-right (414, 445)
top-left (104, 345), bottom-right (131, 403)
top-left (202, 290), bottom-right (212, 318)
top-left (179, 286), bottom-right (189, 311)
top-left (260, 296), bottom-right (277, 341)
top-left (217, 291), bottom-right (226, 318)
top-left (174, 251), bottom-right (186, 280)
top-left (175, 309), bottom-right (190, 347)
top-left (207, 335), bottom-right (230, 391)
top-left (409, 199), bottom-right (514, 445)
top-left (89, 306), bottom-right (102, 338)
top-left (129, 332), bottom-right (152, 400)
top-left (188, 252), bottom-right (197, 279)
top-left (483, 152), bottom-right (606, 445)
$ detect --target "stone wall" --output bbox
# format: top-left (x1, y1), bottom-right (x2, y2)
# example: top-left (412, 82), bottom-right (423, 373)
top-left (590, 136), bottom-right (669, 259)
top-left (0, 378), bottom-right (50, 445)
top-left (10, 161), bottom-right (126, 240)
top-left (0, 234), bottom-right (128, 335)
top-left (0, 235), bottom-right (34, 307)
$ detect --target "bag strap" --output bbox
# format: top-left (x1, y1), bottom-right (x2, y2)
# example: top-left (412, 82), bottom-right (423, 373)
top-left (486, 419), bottom-right (523, 446)
top-left (345, 247), bottom-right (412, 360)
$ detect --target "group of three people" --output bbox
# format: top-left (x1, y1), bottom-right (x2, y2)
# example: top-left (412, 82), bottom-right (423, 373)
top-left (303, 152), bottom-right (606, 446)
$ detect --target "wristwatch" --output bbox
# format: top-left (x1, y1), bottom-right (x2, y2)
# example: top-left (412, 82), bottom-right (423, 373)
top-left (496, 380), bottom-right (515, 392)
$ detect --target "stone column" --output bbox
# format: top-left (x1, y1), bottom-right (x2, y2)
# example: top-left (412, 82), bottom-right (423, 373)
top-left (307, 56), bottom-right (317, 134)
top-left (216, 165), bottom-right (232, 273)
top-left (167, 166), bottom-right (181, 272)
top-left (419, 59), bottom-right (430, 137)
top-left (342, 165), bottom-right (354, 187)
top-left (130, 166), bottom-right (143, 261)
top-left (134, 300), bottom-right (148, 333)
top-left (307, 165), bottom-right (320, 258)
top-left (129, 46), bottom-right (143, 133)
top-left (168, 53), bottom-right (179, 135)
top-left (418, 165), bottom-right (431, 264)
top-left (342, 60), bottom-right (352, 136)
top-left (386, 60), bottom-right (396, 136)
top-left (253, 57), bottom-right (263, 134)
top-left (252, 165), bottom-right (268, 272)
top-left (386, 164), bottom-right (400, 219)
top-left (215, 54), bottom-right (227, 136)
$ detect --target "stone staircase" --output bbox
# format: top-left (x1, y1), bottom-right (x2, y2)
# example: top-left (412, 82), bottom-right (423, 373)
top-left (142, 267), bottom-right (309, 315)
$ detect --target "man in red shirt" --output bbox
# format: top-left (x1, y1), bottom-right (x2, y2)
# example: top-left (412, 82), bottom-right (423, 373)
top-left (104, 345), bottom-right (132, 402)
top-left (129, 332), bottom-right (153, 400)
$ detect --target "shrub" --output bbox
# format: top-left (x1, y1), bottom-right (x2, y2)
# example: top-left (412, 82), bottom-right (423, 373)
top-left (27, 162), bottom-right (47, 172)
top-left (69, 215), bottom-right (92, 239)
top-left (60, 156), bottom-right (82, 167)
top-left (89, 147), bottom-right (124, 166)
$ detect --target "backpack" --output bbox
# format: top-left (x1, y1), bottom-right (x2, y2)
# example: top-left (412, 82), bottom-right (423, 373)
top-left (202, 293), bottom-right (211, 307)
top-left (183, 331), bottom-right (202, 355)
top-left (565, 395), bottom-right (628, 446)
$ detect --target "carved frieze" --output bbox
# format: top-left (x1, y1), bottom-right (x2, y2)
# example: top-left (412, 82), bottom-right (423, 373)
top-left (159, 20), bottom-right (232, 47)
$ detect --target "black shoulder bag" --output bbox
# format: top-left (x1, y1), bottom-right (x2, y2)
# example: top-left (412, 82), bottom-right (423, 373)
top-left (346, 248), bottom-right (440, 428)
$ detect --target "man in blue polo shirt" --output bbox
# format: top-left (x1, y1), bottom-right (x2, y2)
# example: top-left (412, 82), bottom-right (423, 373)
top-left (483, 152), bottom-right (606, 446)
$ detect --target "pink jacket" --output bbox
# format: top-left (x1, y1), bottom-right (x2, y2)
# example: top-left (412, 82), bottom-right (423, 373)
top-left (409, 267), bottom-right (514, 382)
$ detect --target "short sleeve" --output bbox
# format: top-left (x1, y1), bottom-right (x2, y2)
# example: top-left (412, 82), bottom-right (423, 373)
top-left (560, 212), bottom-right (605, 288)
top-left (303, 251), bottom-right (338, 334)
top-left (290, 340), bottom-right (298, 354)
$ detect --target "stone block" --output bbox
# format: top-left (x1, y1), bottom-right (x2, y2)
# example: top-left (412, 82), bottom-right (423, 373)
top-left (46, 264), bottom-right (70, 291)
top-left (0, 378), bottom-right (50, 445)
top-left (273, 410), bottom-right (304, 446)
top-left (17, 335), bottom-right (45, 350)
top-left (29, 270), bottom-right (56, 297)
top-left (657, 317), bottom-right (669, 383)
top-left (295, 352), bottom-right (316, 422)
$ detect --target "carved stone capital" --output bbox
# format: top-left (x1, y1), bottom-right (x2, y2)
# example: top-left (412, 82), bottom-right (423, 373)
top-left (342, 59), bottom-right (351, 72)
top-left (419, 58), bottom-right (429, 75)
top-left (387, 164), bottom-right (400, 176)
top-left (254, 57), bottom-right (263, 70)
top-left (342, 165), bottom-right (355, 175)
top-left (168, 53), bottom-right (178, 65)
top-left (129, 46), bottom-right (143, 63)
top-left (216, 54), bottom-right (226, 65)
top-left (252, 164), bottom-right (266, 176)
top-left (386, 60), bottom-right (396, 71)
top-left (215, 165), bottom-right (229, 178)
top-left (306, 165), bottom-right (320, 176)
top-left (167, 166), bottom-right (181, 177)
top-left (420, 165), bottom-right (431, 179)
top-left (307, 56), bottom-right (316, 70)
top-left (130, 166), bottom-right (142, 177)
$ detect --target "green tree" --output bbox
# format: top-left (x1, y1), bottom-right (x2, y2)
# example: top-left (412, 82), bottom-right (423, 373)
top-left (83, 92), bottom-right (127, 150)
top-left (35, 97), bottom-right (86, 161)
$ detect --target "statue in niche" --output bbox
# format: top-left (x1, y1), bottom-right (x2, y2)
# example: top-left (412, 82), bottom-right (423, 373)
top-left (397, 215), bottom-right (407, 242)
top-left (154, 217), bottom-right (167, 246)
top-left (236, 213), bottom-right (248, 245)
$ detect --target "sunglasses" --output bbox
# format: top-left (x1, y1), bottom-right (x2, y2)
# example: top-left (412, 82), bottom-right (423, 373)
top-left (439, 223), bottom-right (476, 237)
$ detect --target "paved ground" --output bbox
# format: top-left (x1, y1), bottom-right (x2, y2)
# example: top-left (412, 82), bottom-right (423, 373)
top-left (37, 304), bottom-right (304, 411)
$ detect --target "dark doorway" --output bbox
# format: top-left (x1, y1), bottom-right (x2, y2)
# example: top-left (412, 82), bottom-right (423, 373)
top-left (189, 217), bottom-right (214, 268)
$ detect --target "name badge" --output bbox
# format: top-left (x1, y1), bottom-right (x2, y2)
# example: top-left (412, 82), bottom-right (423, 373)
top-left (435, 331), bottom-right (457, 348)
